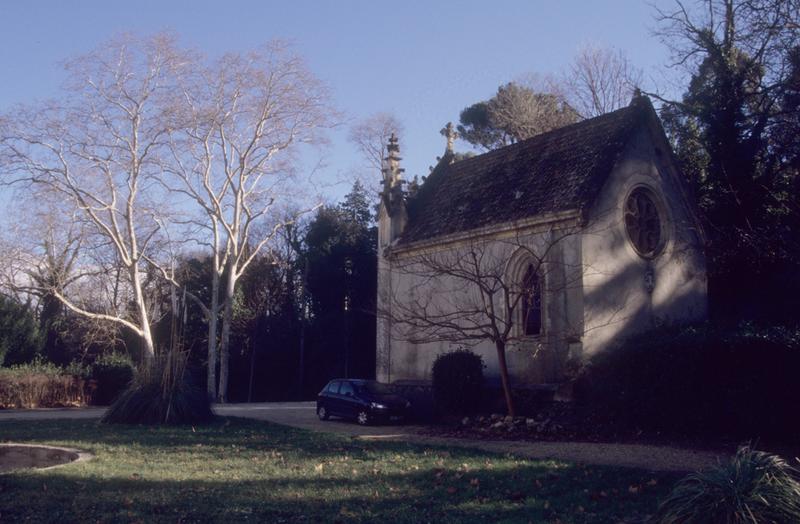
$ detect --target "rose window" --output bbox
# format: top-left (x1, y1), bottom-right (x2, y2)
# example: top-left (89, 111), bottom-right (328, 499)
top-left (624, 188), bottom-right (662, 257)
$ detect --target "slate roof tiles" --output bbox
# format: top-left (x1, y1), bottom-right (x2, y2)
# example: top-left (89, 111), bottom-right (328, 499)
top-left (399, 96), bottom-right (652, 245)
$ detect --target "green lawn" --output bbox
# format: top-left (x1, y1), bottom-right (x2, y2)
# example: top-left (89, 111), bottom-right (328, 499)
top-left (0, 417), bottom-right (678, 523)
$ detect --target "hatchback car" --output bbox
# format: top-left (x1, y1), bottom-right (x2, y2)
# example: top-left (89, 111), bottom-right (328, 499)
top-left (316, 379), bottom-right (411, 425)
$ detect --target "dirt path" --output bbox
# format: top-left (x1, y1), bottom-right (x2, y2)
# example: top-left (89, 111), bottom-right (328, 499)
top-left (0, 402), bottom-right (727, 472)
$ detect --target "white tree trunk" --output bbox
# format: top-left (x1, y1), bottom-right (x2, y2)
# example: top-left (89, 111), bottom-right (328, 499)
top-left (130, 263), bottom-right (155, 365)
top-left (206, 268), bottom-right (220, 401)
top-left (217, 266), bottom-right (236, 403)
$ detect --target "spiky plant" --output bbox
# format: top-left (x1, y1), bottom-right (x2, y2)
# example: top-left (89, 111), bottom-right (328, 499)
top-left (655, 446), bottom-right (800, 523)
top-left (102, 288), bottom-right (214, 425)
top-left (102, 349), bottom-right (213, 425)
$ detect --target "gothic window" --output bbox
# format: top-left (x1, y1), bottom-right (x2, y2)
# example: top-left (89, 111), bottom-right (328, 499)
top-left (521, 264), bottom-right (542, 336)
top-left (624, 188), bottom-right (662, 258)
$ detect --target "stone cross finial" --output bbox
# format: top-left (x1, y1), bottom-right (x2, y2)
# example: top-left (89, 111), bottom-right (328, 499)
top-left (440, 122), bottom-right (458, 154)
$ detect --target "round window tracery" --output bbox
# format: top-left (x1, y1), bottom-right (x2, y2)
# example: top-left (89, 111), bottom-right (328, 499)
top-left (624, 188), bottom-right (662, 258)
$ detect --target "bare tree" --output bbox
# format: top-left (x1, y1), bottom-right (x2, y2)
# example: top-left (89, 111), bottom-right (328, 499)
top-left (348, 113), bottom-right (404, 171)
top-left (162, 42), bottom-right (334, 401)
top-left (347, 112), bottom-right (404, 204)
top-left (0, 34), bottom-right (188, 365)
top-left (562, 45), bottom-right (644, 118)
top-left (383, 227), bottom-right (582, 417)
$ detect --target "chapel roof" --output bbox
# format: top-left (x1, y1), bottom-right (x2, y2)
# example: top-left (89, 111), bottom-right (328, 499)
top-left (399, 95), bottom-right (655, 245)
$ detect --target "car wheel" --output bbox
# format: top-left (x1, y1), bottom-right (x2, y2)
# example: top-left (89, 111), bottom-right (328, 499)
top-left (356, 410), bottom-right (369, 426)
top-left (317, 406), bottom-right (329, 421)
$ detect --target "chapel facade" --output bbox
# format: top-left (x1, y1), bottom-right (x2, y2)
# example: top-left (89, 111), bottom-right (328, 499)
top-left (376, 95), bottom-right (707, 387)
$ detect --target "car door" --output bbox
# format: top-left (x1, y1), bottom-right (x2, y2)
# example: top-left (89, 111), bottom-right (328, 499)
top-left (337, 381), bottom-right (358, 419)
top-left (321, 380), bottom-right (340, 415)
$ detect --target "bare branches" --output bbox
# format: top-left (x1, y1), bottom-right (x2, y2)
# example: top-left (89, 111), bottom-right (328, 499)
top-left (653, 0), bottom-right (800, 83)
top-left (382, 225), bottom-right (582, 417)
top-left (0, 34), bottom-right (195, 362)
top-left (160, 41), bottom-right (335, 401)
top-left (562, 45), bottom-right (644, 118)
top-left (348, 113), bottom-right (404, 171)
top-left (385, 225), bottom-right (579, 349)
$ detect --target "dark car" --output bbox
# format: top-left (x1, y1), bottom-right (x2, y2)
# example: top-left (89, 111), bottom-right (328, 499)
top-left (316, 379), bottom-right (411, 425)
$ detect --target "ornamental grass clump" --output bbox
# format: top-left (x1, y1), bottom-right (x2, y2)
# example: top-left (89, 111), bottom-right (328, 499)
top-left (102, 349), bottom-right (213, 425)
top-left (655, 446), bottom-right (800, 524)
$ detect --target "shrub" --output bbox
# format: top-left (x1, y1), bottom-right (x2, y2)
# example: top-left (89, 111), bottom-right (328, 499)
top-left (91, 353), bottom-right (135, 405)
top-left (103, 350), bottom-right (213, 425)
top-left (0, 359), bottom-right (87, 408)
top-left (432, 349), bottom-right (485, 415)
top-left (574, 323), bottom-right (800, 440)
top-left (655, 446), bottom-right (800, 524)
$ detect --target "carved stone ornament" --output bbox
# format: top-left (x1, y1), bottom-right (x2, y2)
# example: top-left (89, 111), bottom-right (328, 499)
top-left (644, 266), bottom-right (656, 294)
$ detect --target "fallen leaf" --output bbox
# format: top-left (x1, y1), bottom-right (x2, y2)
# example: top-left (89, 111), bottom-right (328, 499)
top-left (446, 486), bottom-right (458, 494)
top-left (647, 478), bottom-right (658, 486)
top-left (534, 479), bottom-right (542, 488)
top-left (314, 464), bottom-right (324, 473)
top-left (628, 485), bottom-right (640, 494)
top-left (509, 491), bottom-right (525, 502)
top-left (469, 478), bottom-right (480, 488)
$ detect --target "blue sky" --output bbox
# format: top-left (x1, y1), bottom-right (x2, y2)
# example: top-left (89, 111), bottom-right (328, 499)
top-left (0, 1), bottom-right (684, 203)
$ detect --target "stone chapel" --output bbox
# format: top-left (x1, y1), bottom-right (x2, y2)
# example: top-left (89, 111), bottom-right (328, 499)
top-left (376, 95), bottom-right (707, 388)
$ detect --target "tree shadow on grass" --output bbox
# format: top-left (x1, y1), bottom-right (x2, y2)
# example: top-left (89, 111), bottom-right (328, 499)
top-left (0, 418), bottom-right (677, 523)
top-left (0, 463), bottom-right (674, 524)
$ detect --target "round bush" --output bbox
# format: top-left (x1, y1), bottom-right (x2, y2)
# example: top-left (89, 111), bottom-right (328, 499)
top-left (432, 349), bottom-right (485, 415)
top-left (91, 353), bottom-right (134, 405)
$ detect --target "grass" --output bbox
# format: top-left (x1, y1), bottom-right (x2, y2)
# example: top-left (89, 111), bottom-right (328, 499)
top-left (0, 417), bottom-right (679, 523)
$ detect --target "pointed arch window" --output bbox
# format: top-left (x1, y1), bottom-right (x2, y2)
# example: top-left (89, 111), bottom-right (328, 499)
top-left (521, 264), bottom-right (542, 336)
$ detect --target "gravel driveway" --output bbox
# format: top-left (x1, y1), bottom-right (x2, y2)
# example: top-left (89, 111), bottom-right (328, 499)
top-left (216, 403), bottom-right (730, 472)
top-left (0, 402), bottom-right (727, 472)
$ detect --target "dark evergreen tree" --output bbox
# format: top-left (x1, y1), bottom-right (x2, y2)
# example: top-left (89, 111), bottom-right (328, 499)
top-left (304, 182), bottom-right (377, 392)
top-left (655, 0), bottom-right (800, 322)
top-left (0, 294), bottom-right (42, 366)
